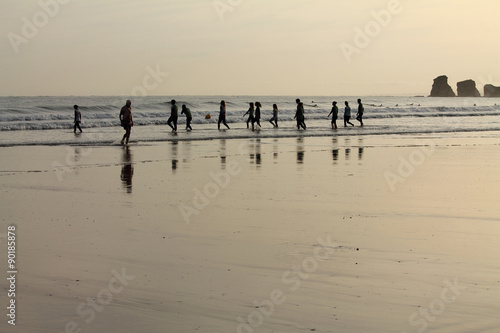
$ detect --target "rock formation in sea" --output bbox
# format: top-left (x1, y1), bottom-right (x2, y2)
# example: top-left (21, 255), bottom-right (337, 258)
top-left (484, 84), bottom-right (500, 97)
top-left (457, 79), bottom-right (481, 97)
top-left (430, 75), bottom-right (456, 97)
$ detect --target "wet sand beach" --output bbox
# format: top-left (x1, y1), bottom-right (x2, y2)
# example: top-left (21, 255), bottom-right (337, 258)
top-left (1, 132), bottom-right (500, 332)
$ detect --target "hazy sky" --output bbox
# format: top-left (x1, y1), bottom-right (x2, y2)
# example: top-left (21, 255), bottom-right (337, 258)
top-left (1, 0), bottom-right (499, 96)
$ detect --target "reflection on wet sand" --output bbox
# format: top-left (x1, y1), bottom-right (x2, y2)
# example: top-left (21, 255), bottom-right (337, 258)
top-left (273, 138), bottom-right (279, 161)
top-left (332, 137), bottom-right (339, 164)
top-left (249, 139), bottom-right (262, 168)
top-left (358, 138), bottom-right (364, 160)
top-left (120, 146), bottom-right (134, 193)
top-left (332, 149), bottom-right (339, 163)
top-left (220, 139), bottom-right (226, 168)
top-left (331, 137), bottom-right (364, 163)
top-left (345, 148), bottom-right (351, 160)
top-left (358, 147), bottom-right (364, 160)
top-left (345, 136), bottom-right (352, 160)
top-left (171, 141), bottom-right (179, 172)
top-left (182, 140), bottom-right (192, 169)
top-left (297, 137), bottom-right (305, 165)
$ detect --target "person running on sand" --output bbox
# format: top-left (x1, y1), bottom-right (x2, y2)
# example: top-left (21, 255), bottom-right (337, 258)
top-left (294, 99), bottom-right (306, 130)
top-left (344, 101), bottom-right (354, 127)
top-left (269, 104), bottom-right (279, 128)
top-left (328, 101), bottom-right (338, 129)
top-left (167, 99), bottom-right (178, 132)
top-left (356, 98), bottom-right (364, 126)
top-left (73, 105), bottom-right (82, 133)
top-left (181, 104), bottom-right (192, 131)
top-left (244, 102), bottom-right (255, 130)
top-left (119, 100), bottom-right (133, 144)
top-left (254, 102), bottom-right (262, 129)
top-left (218, 100), bottom-right (230, 130)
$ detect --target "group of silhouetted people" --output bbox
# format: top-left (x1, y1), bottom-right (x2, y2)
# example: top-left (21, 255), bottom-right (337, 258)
top-left (166, 99), bottom-right (193, 132)
top-left (73, 98), bottom-right (365, 144)
top-left (242, 101), bottom-right (280, 131)
top-left (328, 99), bottom-right (364, 129)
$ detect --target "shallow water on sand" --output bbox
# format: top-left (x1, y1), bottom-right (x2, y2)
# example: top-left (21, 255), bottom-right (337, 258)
top-left (1, 133), bottom-right (499, 332)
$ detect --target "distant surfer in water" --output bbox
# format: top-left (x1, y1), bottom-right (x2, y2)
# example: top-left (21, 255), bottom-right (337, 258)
top-left (244, 102), bottom-right (255, 130)
top-left (218, 100), bottom-right (230, 130)
top-left (269, 104), bottom-right (279, 128)
top-left (119, 100), bottom-right (133, 144)
top-left (167, 99), bottom-right (178, 132)
top-left (254, 102), bottom-right (262, 129)
top-left (181, 104), bottom-right (192, 131)
top-left (344, 101), bottom-right (354, 127)
top-left (73, 105), bottom-right (82, 133)
top-left (356, 98), bottom-right (364, 126)
top-left (328, 101), bottom-right (338, 129)
top-left (294, 99), bottom-right (306, 130)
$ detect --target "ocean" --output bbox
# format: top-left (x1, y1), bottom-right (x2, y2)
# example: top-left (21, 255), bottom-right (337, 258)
top-left (0, 95), bottom-right (499, 146)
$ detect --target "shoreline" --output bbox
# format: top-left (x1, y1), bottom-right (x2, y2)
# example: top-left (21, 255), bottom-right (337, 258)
top-left (1, 124), bottom-right (500, 148)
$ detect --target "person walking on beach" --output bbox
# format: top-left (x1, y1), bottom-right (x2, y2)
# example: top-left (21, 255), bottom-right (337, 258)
top-left (294, 99), bottom-right (306, 130)
top-left (254, 102), bottom-right (262, 129)
top-left (120, 100), bottom-right (133, 144)
top-left (328, 101), bottom-right (338, 129)
top-left (181, 104), bottom-right (192, 131)
top-left (244, 102), bottom-right (255, 130)
top-left (356, 98), bottom-right (364, 126)
top-left (167, 99), bottom-right (178, 132)
top-left (344, 101), bottom-right (354, 127)
top-left (269, 103), bottom-right (279, 128)
top-left (73, 105), bottom-right (82, 133)
top-left (218, 100), bottom-right (230, 130)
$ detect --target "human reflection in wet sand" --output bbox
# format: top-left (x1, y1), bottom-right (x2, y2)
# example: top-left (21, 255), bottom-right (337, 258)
top-left (220, 139), bottom-right (227, 169)
top-left (332, 137), bottom-right (339, 164)
top-left (332, 149), bottom-right (339, 163)
top-left (344, 137), bottom-right (351, 160)
top-left (249, 139), bottom-right (262, 168)
top-left (73, 147), bottom-right (82, 175)
top-left (297, 137), bottom-right (305, 165)
top-left (273, 138), bottom-right (279, 162)
top-left (181, 141), bottom-right (192, 170)
top-left (120, 146), bottom-right (134, 193)
top-left (74, 147), bottom-right (82, 163)
top-left (358, 138), bottom-right (365, 160)
top-left (171, 140), bottom-right (179, 172)
top-left (71, 146), bottom-right (92, 175)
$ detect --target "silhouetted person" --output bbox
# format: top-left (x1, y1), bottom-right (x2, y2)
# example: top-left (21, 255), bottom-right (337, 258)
top-left (181, 104), bottom-right (192, 131)
top-left (254, 102), bottom-right (262, 129)
top-left (218, 100), bottom-right (230, 130)
top-left (294, 99), bottom-right (306, 130)
top-left (73, 105), bottom-right (82, 133)
top-left (269, 104), bottom-right (279, 128)
top-left (344, 101), bottom-right (354, 127)
top-left (356, 98), bottom-right (364, 126)
top-left (244, 102), bottom-right (255, 130)
top-left (119, 100), bottom-right (133, 144)
top-left (328, 101), bottom-right (338, 129)
top-left (167, 99), bottom-right (178, 132)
